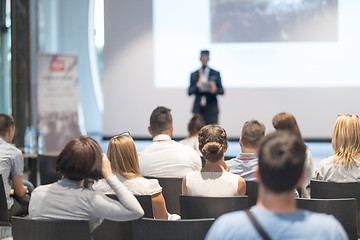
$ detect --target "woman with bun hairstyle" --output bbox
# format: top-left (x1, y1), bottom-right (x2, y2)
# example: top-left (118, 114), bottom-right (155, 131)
top-left (272, 112), bottom-right (313, 198)
top-left (93, 134), bottom-right (179, 220)
top-left (316, 114), bottom-right (360, 182)
top-left (182, 125), bottom-right (246, 196)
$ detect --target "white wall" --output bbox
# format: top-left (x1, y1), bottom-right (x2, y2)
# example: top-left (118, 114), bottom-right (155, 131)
top-left (102, 0), bottom-right (360, 139)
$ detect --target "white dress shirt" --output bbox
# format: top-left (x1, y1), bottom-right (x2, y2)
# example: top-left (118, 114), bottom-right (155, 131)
top-left (138, 134), bottom-right (202, 178)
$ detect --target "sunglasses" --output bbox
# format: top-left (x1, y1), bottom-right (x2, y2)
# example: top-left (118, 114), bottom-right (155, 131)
top-left (337, 114), bottom-right (359, 118)
top-left (111, 131), bottom-right (132, 139)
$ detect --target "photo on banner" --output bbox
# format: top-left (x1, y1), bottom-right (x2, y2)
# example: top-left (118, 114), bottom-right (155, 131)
top-left (37, 53), bottom-right (81, 152)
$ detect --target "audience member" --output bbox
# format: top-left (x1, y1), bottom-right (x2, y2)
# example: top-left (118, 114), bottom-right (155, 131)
top-left (179, 114), bottom-right (205, 156)
top-left (182, 125), bottom-right (246, 196)
top-left (316, 114), bottom-right (360, 182)
top-left (29, 136), bottom-right (144, 231)
top-left (139, 106), bottom-right (202, 178)
top-left (93, 133), bottom-right (180, 220)
top-left (206, 131), bottom-right (347, 240)
top-left (272, 112), bottom-right (313, 198)
top-left (226, 120), bottom-right (265, 181)
top-left (0, 113), bottom-right (30, 217)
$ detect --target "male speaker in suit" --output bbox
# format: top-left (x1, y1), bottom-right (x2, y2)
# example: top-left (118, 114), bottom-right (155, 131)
top-left (188, 50), bottom-right (224, 125)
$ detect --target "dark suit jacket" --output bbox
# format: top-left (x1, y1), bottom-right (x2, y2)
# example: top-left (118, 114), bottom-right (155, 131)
top-left (188, 68), bottom-right (224, 115)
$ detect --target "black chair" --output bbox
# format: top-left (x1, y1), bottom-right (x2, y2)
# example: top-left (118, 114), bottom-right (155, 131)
top-left (296, 198), bottom-right (358, 240)
top-left (38, 154), bottom-right (62, 185)
top-left (92, 220), bottom-right (133, 240)
top-left (180, 195), bottom-right (249, 219)
top-left (145, 177), bottom-right (183, 215)
top-left (93, 194), bottom-right (151, 240)
top-left (310, 180), bottom-right (360, 236)
top-left (132, 217), bottom-right (215, 240)
top-left (0, 174), bottom-right (10, 226)
top-left (224, 156), bottom-right (235, 161)
top-left (106, 194), bottom-right (153, 218)
top-left (245, 181), bottom-right (258, 207)
top-left (11, 216), bottom-right (91, 240)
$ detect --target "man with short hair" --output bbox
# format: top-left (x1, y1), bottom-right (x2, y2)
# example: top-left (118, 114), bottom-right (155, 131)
top-left (188, 50), bottom-right (224, 125)
top-left (226, 120), bottom-right (265, 181)
top-left (139, 107), bottom-right (202, 178)
top-left (206, 131), bottom-right (347, 240)
top-left (0, 113), bottom-right (30, 217)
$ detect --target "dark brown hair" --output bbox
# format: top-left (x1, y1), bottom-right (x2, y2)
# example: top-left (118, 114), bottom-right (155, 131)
top-left (198, 125), bottom-right (227, 162)
top-left (188, 114), bottom-right (205, 136)
top-left (272, 112), bottom-right (304, 144)
top-left (241, 120), bottom-right (265, 149)
top-left (150, 106), bottom-right (172, 136)
top-left (56, 136), bottom-right (103, 181)
top-left (0, 114), bottom-right (14, 137)
top-left (259, 131), bottom-right (306, 193)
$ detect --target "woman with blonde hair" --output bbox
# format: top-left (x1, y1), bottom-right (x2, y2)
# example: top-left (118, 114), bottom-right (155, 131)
top-left (29, 136), bottom-right (144, 232)
top-left (316, 114), bottom-right (360, 182)
top-left (272, 112), bottom-right (313, 198)
top-left (93, 133), bottom-right (178, 220)
top-left (182, 125), bottom-right (246, 196)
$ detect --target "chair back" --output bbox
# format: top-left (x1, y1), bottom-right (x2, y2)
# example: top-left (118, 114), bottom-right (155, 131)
top-left (38, 154), bottom-right (62, 185)
top-left (11, 216), bottom-right (91, 240)
top-left (297, 198), bottom-right (358, 240)
top-left (132, 217), bottom-right (215, 240)
top-left (145, 177), bottom-right (183, 215)
top-left (311, 180), bottom-right (360, 236)
top-left (0, 174), bottom-right (10, 226)
top-left (245, 181), bottom-right (258, 207)
top-left (106, 194), bottom-right (153, 218)
top-left (180, 195), bottom-right (249, 219)
top-left (92, 220), bottom-right (133, 240)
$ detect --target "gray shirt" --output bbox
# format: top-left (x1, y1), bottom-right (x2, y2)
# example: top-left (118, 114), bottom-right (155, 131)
top-left (315, 156), bottom-right (360, 182)
top-left (29, 175), bottom-right (144, 231)
top-left (0, 137), bottom-right (24, 209)
top-left (226, 153), bottom-right (258, 181)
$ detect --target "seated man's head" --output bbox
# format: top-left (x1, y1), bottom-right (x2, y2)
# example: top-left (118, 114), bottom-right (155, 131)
top-left (257, 131), bottom-right (306, 193)
top-left (240, 120), bottom-right (265, 152)
top-left (188, 114), bottom-right (204, 137)
top-left (148, 106), bottom-right (173, 138)
top-left (56, 136), bottom-right (103, 181)
top-left (0, 113), bottom-right (15, 143)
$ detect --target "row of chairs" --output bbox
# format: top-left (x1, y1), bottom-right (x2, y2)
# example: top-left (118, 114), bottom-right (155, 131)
top-left (11, 216), bottom-right (215, 240)
top-left (21, 155), bottom-right (360, 239)
top-left (9, 197), bottom-right (358, 240)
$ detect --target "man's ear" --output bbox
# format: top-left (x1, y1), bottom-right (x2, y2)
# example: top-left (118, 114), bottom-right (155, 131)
top-left (255, 166), bottom-right (261, 182)
top-left (148, 126), bottom-right (152, 136)
top-left (169, 126), bottom-right (174, 138)
top-left (295, 173), bottom-right (304, 189)
top-left (239, 137), bottom-right (243, 147)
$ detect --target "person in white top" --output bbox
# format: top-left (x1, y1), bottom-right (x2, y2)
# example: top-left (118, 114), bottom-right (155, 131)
top-left (316, 114), bottom-right (360, 182)
top-left (93, 133), bottom-right (179, 220)
top-left (139, 106), bottom-right (202, 178)
top-left (182, 125), bottom-right (246, 197)
top-left (179, 114), bottom-right (205, 156)
top-left (272, 112), bottom-right (313, 198)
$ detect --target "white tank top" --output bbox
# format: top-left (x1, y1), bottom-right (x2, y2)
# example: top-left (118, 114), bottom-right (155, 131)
top-left (185, 170), bottom-right (239, 197)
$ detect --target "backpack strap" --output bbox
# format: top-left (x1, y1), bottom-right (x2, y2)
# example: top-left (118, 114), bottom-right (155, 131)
top-left (246, 210), bottom-right (271, 240)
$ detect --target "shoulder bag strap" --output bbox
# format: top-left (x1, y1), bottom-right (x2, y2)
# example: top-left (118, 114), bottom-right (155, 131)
top-left (246, 210), bottom-right (272, 240)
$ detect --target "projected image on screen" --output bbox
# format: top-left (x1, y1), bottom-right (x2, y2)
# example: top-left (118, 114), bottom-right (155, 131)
top-left (153, 0), bottom-right (360, 88)
top-left (211, 0), bottom-right (338, 43)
